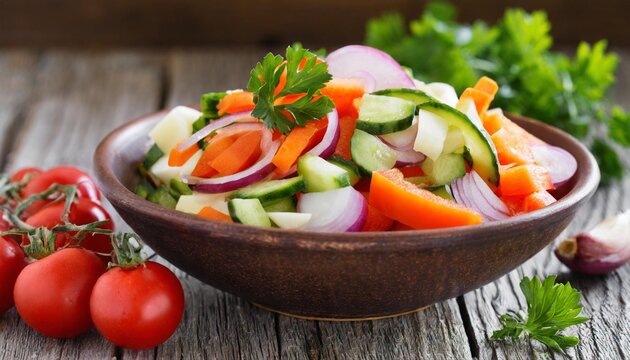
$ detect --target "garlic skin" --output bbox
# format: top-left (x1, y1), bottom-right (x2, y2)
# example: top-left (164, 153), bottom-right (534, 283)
top-left (555, 210), bottom-right (630, 275)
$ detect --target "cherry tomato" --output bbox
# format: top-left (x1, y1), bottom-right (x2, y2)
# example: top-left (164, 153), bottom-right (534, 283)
top-left (10, 167), bottom-right (43, 183)
top-left (13, 248), bottom-right (105, 338)
top-left (0, 237), bottom-right (28, 315)
top-left (0, 211), bottom-right (10, 232)
top-left (21, 166), bottom-right (101, 216)
top-left (24, 198), bottom-right (114, 256)
top-left (90, 262), bottom-right (185, 349)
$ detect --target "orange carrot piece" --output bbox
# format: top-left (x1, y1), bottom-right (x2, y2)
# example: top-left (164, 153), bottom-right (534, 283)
top-left (491, 128), bottom-right (536, 166)
top-left (474, 76), bottom-right (499, 97)
top-left (168, 141), bottom-right (199, 167)
top-left (500, 164), bottom-right (554, 196)
top-left (483, 109), bottom-right (546, 146)
top-left (333, 116), bottom-right (358, 160)
top-left (461, 87), bottom-right (494, 115)
top-left (272, 118), bottom-right (328, 173)
top-left (321, 78), bottom-right (366, 118)
top-left (191, 135), bottom-right (238, 177)
top-left (198, 207), bottom-right (232, 222)
top-left (369, 169), bottom-right (483, 229)
top-left (522, 190), bottom-right (556, 212)
top-left (211, 131), bottom-right (262, 176)
top-left (217, 91), bottom-right (255, 115)
top-left (481, 110), bottom-right (504, 135)
top-left (398, 165), bottom-right (424, 178)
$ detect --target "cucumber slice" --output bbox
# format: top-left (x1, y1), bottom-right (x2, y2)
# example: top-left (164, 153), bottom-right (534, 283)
top-left (372, 88), bottom-right (435, 106)
top-left (421, 153), bottom-right (467, 186)
top-left (262, 197), bottom-right (297, 212)
top-left (405, 176), bottom-right (431, 187)
top-left (428, 185), bottom-right (454, 201)
top-left (267, 212), bottom-right (312, 229)
top-left (417, 102), bottom-right (500, 185)
top-left (442, 127), bottom-right (466, 155)
top-left (230, 176), bottom-right (305, 204)
top-left (351, 129), bottom-right (397, 176)
top-left (147, 185), bottom-right (177, 209)
top-left (142, 144), bottom-right (164, 170)
top-left (228, 198), bottom-right (271, 227)
top-left (297, 155), bottom-right (351, 192)
top-left (169, 178), bottom-right (192, 196)
top-left (328, 156), bottom-right (361, 185)
top-left (356, 94), bottom-right (415, 135)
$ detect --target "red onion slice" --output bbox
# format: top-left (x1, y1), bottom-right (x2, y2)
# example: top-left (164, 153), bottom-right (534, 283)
top-left (297, 187), bottom-right (367, 232)
top-left (182, 141), bottom-right (280, 193)
top-left (379, 117), bottom-right (418, 151)
top-left (178, 111), bottom-right (256, 151)
top-left (531, 145), bottom-right (578, 187)
top-left (451, 171), bottom-right (509, 221)
top-left (326, 45), bottom-right (415, 91)
top-left (393, 148), bottom-right (426, 167)
top-left (346, 71), bottom-right (377, 92)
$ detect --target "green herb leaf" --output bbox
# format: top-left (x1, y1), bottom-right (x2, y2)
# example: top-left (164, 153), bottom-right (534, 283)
top-left (491, 276), bottom-right (589, 353)
top-left (365, 1), bottom-right (629, 181)
top-left (247, 46), bottom-right (334, 134)
top-left (592, 138), bottom-right (624, 184)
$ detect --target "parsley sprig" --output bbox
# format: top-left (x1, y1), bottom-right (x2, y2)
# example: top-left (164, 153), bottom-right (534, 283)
top-left (247, 45), bottom-right (334, 134)
top-left (491, 276), bottom-right (589, 353)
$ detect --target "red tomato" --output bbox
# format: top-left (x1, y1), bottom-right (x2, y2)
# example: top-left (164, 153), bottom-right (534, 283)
top-left (0, 237), bottom-right (28, 315)
top-left (13, 248), bottom-right (105, 338)
top-left (10, 167), bottom-right (43, 183)
top-left (24, 198), bottom-right (114, 256)
top-left (21, 166), bottom-right (101, 216)
top-left (0, 212), bottom-right (10, 232)
top-left (90, 262), bottom-right (185, 349)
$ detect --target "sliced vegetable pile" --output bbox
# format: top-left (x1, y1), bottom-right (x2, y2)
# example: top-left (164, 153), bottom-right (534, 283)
top-left (137, 44), bottom-right (578, 231)
top-left (0, 167), bottom-right (184, 349)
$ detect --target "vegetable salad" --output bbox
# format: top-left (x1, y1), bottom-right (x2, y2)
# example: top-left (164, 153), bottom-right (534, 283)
top-left (136, 44), bottom-right (578, 231)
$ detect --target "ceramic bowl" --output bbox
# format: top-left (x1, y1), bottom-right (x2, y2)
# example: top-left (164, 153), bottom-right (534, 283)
top-left (94, 112), bottom-right (599, 320)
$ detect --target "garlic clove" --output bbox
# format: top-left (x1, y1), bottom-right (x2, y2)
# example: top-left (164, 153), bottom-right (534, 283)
top-left (555, 210), bottom-right (630, 275)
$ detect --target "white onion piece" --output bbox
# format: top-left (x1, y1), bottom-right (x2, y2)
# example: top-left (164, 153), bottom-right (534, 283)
top-left (182, 141), bottom-right (280, 193)
top-left (326, 45), bottom-right (415, 91)
top-left (178, 111), bottom-right (255, 151)
top-left (297, 187), bottom-right (367, 232)
top-left (531, 145), bottom-right (578, 187)
top-left (451, 171), bottom-right (509, 221)
top-left (380, 116), bottom-right (418, 151)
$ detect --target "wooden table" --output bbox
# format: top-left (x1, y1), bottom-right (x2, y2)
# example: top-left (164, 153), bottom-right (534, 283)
top-left (0, 48), bottom-right (628, 360)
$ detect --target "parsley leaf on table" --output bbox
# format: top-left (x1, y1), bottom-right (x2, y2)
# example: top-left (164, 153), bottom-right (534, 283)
top-left (365, 1), bottom-right (630, 183)
top-left (491, 276), bottom-right (589, 353)
top-left (247, 45), bottom-right (334, 134)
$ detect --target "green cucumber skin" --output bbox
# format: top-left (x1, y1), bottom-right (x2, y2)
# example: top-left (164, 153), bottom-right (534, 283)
top-left (372, 88), bottom-right (435, 106)
top-left (297, 155), bottom-right (351, 192)
top-left (417, 101), bottom-right (500, 185)
top-left (262, 197), bottom-right (297, 212)
top-left (357, 94), bottom-right (416, 135)
top-left (356, 114), bottom-right (414, 135)
top-left (328, 156), bottom-right (361, 185)
top-left (421, 153), bottom-right (466, 186)
top-left (428, 185), bottom-right (455, 201)
top-left (229, 177), bottom-right (305, 204)
top-left (142, 144), bottom-right (164, 169)
top-left (228, 199), bottom-right (271, 227)
top-left (351, 129), bottom-right (398, 177)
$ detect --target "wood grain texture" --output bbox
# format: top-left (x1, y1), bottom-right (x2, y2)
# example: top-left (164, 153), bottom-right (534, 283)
top-left (0, 51), bottom-right (163, 360)
top-left (1, 0), bottom-right (630, 47)
top-left (462, 50), bottom-right (630, 360)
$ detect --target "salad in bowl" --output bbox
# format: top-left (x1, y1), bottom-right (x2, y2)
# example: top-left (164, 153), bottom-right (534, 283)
top-left (135, 44), bottom-right (578, 233)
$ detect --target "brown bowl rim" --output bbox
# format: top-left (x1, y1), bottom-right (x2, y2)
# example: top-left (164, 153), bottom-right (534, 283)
top-left (94, 110), bottom-right (600, 252)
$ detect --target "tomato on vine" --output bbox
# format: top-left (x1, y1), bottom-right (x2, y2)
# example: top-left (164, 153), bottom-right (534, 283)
top-left (0, 236), bottom-right (28, 315)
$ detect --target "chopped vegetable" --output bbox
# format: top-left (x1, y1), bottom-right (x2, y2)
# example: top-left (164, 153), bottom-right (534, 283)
top-left (272, 117), bottom-right (328, 173)
top-left (210, 131), bottom-right (262, 176)
top-left (216, 91), bottom-right (255, 115)
top-left (198, 206), bottom-right (232, 222)
top-left (500, 164), bottom-right (554, 196)
top-left (168, 141), bottom-right (199, 167)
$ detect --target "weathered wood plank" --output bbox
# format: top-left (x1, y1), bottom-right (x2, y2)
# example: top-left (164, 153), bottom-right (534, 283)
top-left (0, 51), bottom-right (38, 170)
top-left (462, 49), bottom-right (630, 360)
top-left (0, 50), bottom-right (163, 360)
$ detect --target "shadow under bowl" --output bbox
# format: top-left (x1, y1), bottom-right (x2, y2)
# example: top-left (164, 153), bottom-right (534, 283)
top-left (94, 112), bottom-right (599, 320)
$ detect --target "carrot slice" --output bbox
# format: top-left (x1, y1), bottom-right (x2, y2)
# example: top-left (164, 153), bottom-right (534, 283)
top-left (474, 76), bottom-right (499, 97)
top-left (321, 78), bottom-right (366, 118)
top-left (491, 128), bottom-right (536, 166)
top-left (333, 116), bottom-right (358, 160)
top-left (369, 169), bottom-right (483, 229)
top-left (522, 190), bottom-right (556, 212)
top-left (198, 207), bottom-right (232, 222)
top-left (272, 117), bottom-right (328, 173)
top-left (191, 135), bottom-right (238, 177)
top-left (461, 87), bottom-right (494, 115)
top-left (211, 131), bottom-right (262, 176)
top-left (217, 91), bottom-right (255, 115)
top-left (481, 110), bottom-right (504, 135)
top-left (500, 164), bottom-right (554, 196)
top-left (482, 109), bottom-right (545, 146)
top-left (168, 140), bottom-right (199, 167)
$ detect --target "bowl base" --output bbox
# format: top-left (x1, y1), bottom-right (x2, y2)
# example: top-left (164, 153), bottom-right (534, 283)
top-left (252, 303), bottom-right (432, 322)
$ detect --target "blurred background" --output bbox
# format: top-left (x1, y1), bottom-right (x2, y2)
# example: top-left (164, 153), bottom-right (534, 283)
top-left (0, 0), bottom-right (628, 48)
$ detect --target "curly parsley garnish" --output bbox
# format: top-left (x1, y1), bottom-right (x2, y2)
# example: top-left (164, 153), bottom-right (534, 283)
top-left (491, 275), bottom-right (589, 353)
top-left (247, 45), bottom-right (334, 134)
